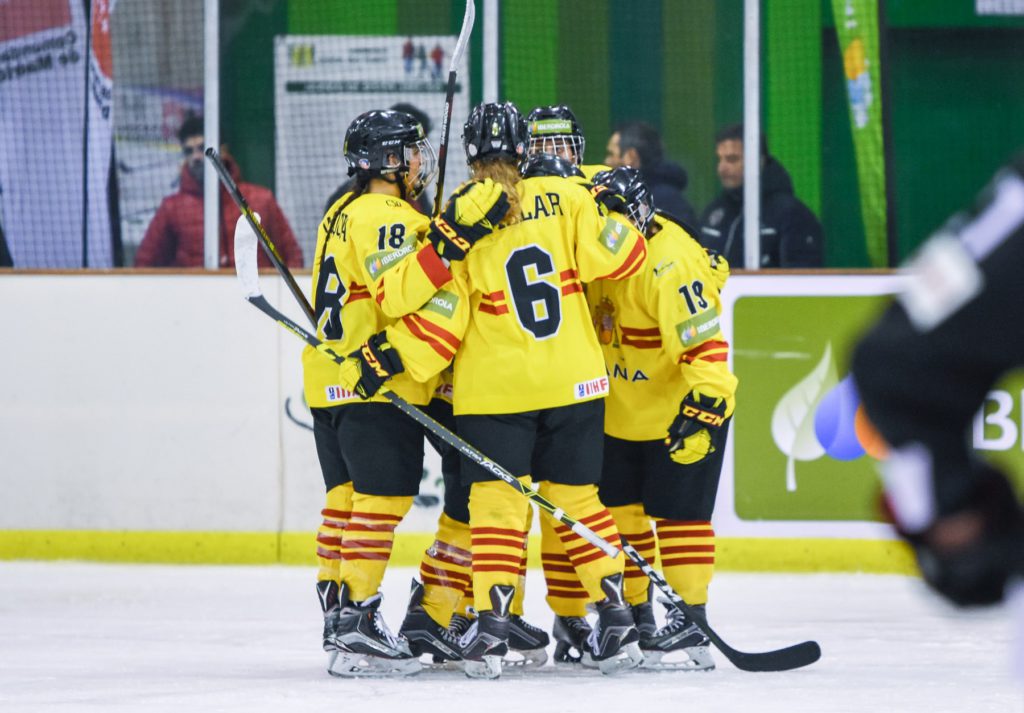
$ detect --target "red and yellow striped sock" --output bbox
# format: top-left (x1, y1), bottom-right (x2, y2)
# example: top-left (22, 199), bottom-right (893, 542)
top-left (539, 482), bottom-right (624, 602)
top-left (338, 493), bottom-right (413, 601)
top-left (540, 508), bottom-right (589, 616)
top-left (609, 503), bottom-right (656, 606)
top-left (469, 478), bottom-right (531, 613)
top-left (511, 504), bottom-right (533, 617)
top-left (316, 482), bottom-right (354, 585)
top-left (419, 512), bottom-right (472, 627)
top-left (655, 519), bottom-right (715, 605)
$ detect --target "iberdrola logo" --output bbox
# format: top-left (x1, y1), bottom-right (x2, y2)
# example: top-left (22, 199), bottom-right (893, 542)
top-left (770, 342), bottom-right (888, 492)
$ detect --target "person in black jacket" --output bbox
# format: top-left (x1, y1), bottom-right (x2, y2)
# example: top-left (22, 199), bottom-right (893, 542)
top-left (604, 121), bottom-right (697, 226)
top-left (698, 123), bottom-right (824, 268)
top-left (851, 155), bottom-right (1024, 680)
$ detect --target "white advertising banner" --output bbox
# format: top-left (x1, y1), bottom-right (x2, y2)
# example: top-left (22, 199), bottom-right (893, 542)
top-left (274, 34), bottom-right (471, 259)
top-left (0, 0), bottom-right (115, 267)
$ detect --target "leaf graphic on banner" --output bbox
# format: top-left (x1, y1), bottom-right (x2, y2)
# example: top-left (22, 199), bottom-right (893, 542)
top-left (770, 343), bottom-right (838, 492)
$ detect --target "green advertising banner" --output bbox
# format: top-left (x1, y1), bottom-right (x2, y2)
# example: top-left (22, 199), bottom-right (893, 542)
top-left (832, 0), bottom-right (888, 267)
top-left (733, 295), bottom-right (889, 521)
top-left (731, 289), bottom-right (1024, 524)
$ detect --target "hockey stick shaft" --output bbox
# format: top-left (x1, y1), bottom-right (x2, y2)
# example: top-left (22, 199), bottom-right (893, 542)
top-left (244, 290), bottom-right (819, 670)
top-left (232, 228), bottom-right (819, 672)
top-left (206, 147), bottom-right (316, 324)
top-left (232, 225), bottom-right (614, 557)
top-left (247, 295), bottom-right (619, 560)
top-left (433, 0), bottom-right (475, 217)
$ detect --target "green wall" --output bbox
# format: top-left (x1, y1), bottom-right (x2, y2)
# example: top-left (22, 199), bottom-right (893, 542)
top-left (499, 0), bottom-right (741, 215)
top-left (221, 0), bottom-right (287, 191)
top-left (821, 0), bottom-right (1024, 265)
top-left (220, 0), bottom-right (1024, 266)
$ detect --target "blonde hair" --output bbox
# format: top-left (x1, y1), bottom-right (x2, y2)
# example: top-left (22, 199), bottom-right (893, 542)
top-left (469, 158), bottom-right (522, 225)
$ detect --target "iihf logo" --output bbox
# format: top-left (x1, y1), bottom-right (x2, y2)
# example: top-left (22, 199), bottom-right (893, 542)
top-left (574, 376), bottom-right (609, 400)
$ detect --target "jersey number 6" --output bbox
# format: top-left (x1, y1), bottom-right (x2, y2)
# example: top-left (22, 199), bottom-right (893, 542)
top-left (506, 245), bottom-right (562, 340)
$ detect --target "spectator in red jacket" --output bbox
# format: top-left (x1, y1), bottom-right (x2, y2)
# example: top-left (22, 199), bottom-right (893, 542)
top-left (135, 115), bottom-right (303, 268)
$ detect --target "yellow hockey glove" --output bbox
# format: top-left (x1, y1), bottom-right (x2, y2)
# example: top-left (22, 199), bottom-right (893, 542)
top-left (668, 428), bottom-right (715, 465)
top-left (428, 178), bottom-right (510, 260)
top-left (665, 389), bottom-right (728, 466)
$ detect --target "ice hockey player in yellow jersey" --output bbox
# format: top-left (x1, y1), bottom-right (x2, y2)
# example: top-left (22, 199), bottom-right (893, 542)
top-left (334, 101), bottom-right (649, 679)
top-left (526, 104), bottom-right (609, 184)
top-left (525, 105), bottom-right (640, 665)
top-left (305, 108), bottom-right (509, 678)
top-left (588, 167), bottom-right (738, 672)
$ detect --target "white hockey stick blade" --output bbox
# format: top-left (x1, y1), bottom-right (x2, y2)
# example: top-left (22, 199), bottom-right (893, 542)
top-left (234, 215), bottom-right (262, 299)
top-left (450, 0), bottom-right (475, 71)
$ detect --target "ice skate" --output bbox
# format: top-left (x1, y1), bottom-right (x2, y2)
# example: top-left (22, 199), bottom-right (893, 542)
top-left (639, 601), bottom-right (715, 671)
top-left (459, 584), bottom-right (514, 680)
top-left (581, 574), bottom-right (643, 675)
top-left (399, 579), bottom-right (465, 665)
top-left (316, 580), bottom-right (341, 653)
top-left (505, 614), bottom-right (550, 669)
top-left (552, 615), bottom-right (592, 665)
top-left (327, 583), bottom-right (420, 678)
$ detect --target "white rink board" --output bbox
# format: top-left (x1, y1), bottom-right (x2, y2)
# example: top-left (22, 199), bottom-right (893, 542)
top-left (0, 272), bottom-right (910, 540)
top-left (0, 272), bottom-right (442, 535)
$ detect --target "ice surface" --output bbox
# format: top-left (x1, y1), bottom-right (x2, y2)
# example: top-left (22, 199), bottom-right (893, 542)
top-left (0, 563), bottom-right (1019, 713)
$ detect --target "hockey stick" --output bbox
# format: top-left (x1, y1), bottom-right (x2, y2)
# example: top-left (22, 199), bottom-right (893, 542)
top-left (233, 227), bottom-right (821, 672)
top-left (432, 0), bottom-right (476, 217)
top-left (619, 540), bottom-right (821, 672)
top-left (233, 226), bottom-right (617, 561)
top-left (205, 147), bottom-right (316, 324)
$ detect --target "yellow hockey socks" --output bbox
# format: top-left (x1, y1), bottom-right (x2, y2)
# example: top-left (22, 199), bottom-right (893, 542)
top-left (419, 512), bottom-right (472, 627)
top-left (316, 482), bottom-right (354, 584)
top-left (539, 482), bottom-right (624, 602)
top-left (540, 507), bottom-right (589, 616)
top-left (609, 503), bottom-right (657, 605)
top-left (338, 492), bottom-right (413, 601)
top-left (469, 478), bottom-right (531, 612)
top-left (655, 519), bottom-right (715, 606)
top-left (511, 504), bottom-right (533, 617)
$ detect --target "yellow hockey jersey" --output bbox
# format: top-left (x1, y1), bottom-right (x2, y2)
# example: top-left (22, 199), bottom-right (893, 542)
top-left (588, 213), bottom-right (738, 441)
top-left (302, 191), bottom-right (453, 408)
top-left (386, 174), bottom-right (648, 415)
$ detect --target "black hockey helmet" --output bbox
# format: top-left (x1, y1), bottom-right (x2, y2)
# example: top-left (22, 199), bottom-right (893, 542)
top-left (591, 167), bottom-right (656, 234)
top-left (343, 109), bottom-right (437, 198)
top-left (520, 152), bottom-right (585, 180)
top-left (462, 102), bottom-right (527, 165)
top-left (526, 105), bottom-right (586, 166)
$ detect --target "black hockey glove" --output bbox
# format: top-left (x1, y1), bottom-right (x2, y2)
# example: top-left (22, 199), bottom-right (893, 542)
top-left (888, 464), bottom-right (1024, 607)
top-left (590, 183), bottom-right (628, 214)
top-left (337, 331), bottom-right (405, 400)
top-left (427, 179), bottom-right (510, 261)
top-left (665, 389), bottom-right (728, 465)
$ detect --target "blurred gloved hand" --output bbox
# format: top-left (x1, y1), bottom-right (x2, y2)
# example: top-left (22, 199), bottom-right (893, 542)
top-left (886, 463), bottom-right (1024, 607)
